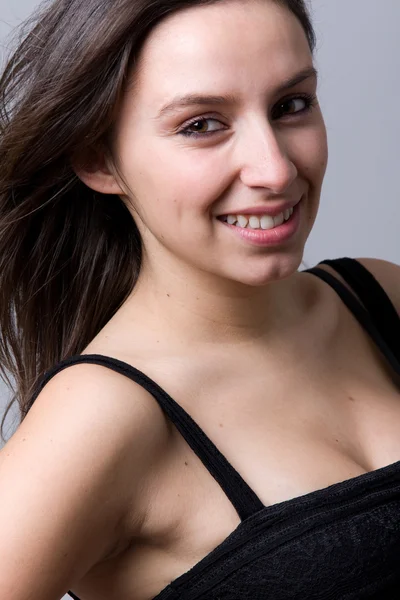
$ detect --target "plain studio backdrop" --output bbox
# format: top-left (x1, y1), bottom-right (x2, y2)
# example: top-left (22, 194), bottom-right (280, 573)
top-left (0, 1), bottom-right (399, 595)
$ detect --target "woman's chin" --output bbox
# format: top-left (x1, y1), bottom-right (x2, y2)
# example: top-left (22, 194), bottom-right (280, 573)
top-left (223, 254), bottom-right (304, 288)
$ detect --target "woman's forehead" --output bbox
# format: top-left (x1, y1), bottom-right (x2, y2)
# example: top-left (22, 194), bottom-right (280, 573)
top-left (132, 0), bottom-right (312, 105)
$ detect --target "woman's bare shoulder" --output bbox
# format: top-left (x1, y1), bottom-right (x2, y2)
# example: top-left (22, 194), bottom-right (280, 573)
top-left (0, 360), bottom-right (170, 599)
top-left (22, 358), bottom-right (171, 465)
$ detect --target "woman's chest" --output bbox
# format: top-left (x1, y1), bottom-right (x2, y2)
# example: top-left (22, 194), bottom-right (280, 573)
top-left (171, 349), bottom-right (400, 507)
top-left (75, 305), bottom-right (400, 600)
top-left (81, 369), bottom-right (400, 600)
top-left (139, 326), bottom-right (400, 593)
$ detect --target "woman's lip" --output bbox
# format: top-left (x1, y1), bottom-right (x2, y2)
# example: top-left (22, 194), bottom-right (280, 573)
top-left (218, 199), bottom-right (302, 247)
top-left (217, 199), bottom-right (301, 219)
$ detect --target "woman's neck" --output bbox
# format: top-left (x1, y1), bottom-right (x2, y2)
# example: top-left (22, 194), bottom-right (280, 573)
top-left (124, 260), bottom-right (313, 348)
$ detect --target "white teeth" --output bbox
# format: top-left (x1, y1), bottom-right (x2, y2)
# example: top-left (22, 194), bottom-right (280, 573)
top-left (237, 215), bottom-right (249, 227)
top-left (274, 213), bottom-right (284, 227)
top-left (248, 216), bottom-right (260, 229)
top-left (221, 206), bottom-right (295, 230)
top-left (260, 215), bottom-right (275, 230)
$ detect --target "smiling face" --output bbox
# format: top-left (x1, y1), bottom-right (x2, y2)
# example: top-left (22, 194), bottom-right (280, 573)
top-left (101, 0), bottom-right (328, 286)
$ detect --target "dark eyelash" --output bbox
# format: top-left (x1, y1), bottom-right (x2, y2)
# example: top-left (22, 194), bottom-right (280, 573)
top-left (179, 116), bottom-right (224, 138)
top-left (272, 92), bottom-right (317, 120)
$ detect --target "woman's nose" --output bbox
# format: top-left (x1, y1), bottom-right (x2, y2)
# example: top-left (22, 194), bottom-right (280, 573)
top-left (238, 124), bottom-right (298, 194)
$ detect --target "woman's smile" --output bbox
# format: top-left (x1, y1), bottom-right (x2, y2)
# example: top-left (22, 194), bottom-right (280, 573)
top-left (216, 198), bottom-right (302, 247)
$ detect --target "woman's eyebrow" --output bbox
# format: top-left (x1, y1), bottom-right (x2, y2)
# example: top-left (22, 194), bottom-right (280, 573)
top-left (156, 94), bottom-right (237, 119)
top-left (155, 66), bottom-right (318, 119)
top-left (277, 66), bottom-right (318, 94)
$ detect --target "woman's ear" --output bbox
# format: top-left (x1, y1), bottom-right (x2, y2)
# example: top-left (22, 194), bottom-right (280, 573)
top-left (71, 144), bottom-right (126, 196)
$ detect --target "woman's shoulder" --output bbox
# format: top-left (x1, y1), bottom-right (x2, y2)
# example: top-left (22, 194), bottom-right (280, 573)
top-left (2, 358), bottom-right (171, 551)
top-left (25, 355), bottom-right (171, 459)
top-left (356, 257), bottom-right (400, 315)
top-left (310, 256), bottom-right (400, 317)
top-left (0, 358), bottom-right (171, 597)
top-left (29, 357), bottom-right (172, 490)
top-left (354, 257), bottom-right (400, 316)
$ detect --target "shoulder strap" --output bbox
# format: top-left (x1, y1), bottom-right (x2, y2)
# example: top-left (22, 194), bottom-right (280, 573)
top-left (31, 354), bottom-right (264, 522)
top-left (304, 262), bottom-right (400, 376)
top-left (319, 257), bottom-right (400, 358)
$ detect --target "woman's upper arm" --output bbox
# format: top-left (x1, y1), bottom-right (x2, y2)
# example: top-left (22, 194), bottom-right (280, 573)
top-left (0, 363), bottom-right (168, 600)
top-left (356, 257), bottom-right (400, 316)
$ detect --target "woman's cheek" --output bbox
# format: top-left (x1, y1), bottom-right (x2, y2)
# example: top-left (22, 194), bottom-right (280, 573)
top-left (310, 118), bottom-right (328, 179)
top-left (293, 124), bottom-right (327, 183)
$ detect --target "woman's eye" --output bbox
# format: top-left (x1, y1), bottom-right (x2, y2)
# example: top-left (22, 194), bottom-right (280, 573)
top-left (180, 118), bottom-right (225, 137)
top-left (272, 95), bottom-right (315, 120)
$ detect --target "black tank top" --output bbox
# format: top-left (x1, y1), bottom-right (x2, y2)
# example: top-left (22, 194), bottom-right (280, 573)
top-left (30, 258), bottom-right (400, 600)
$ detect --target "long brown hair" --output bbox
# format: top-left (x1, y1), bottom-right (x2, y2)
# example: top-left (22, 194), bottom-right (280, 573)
top-left (0, 0), bottom-right (316, 442)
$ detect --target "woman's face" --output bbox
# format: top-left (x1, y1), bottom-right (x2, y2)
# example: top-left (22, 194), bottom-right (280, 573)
top-left (111, 0), bottom-right (328, 286)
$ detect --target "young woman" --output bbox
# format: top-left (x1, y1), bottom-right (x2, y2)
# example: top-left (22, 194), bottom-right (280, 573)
top-left (0, 0), bottom-right (399, 598)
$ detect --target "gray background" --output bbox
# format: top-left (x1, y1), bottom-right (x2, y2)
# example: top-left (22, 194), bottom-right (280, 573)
top-left (0, 1), bottom-right (399, 596)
